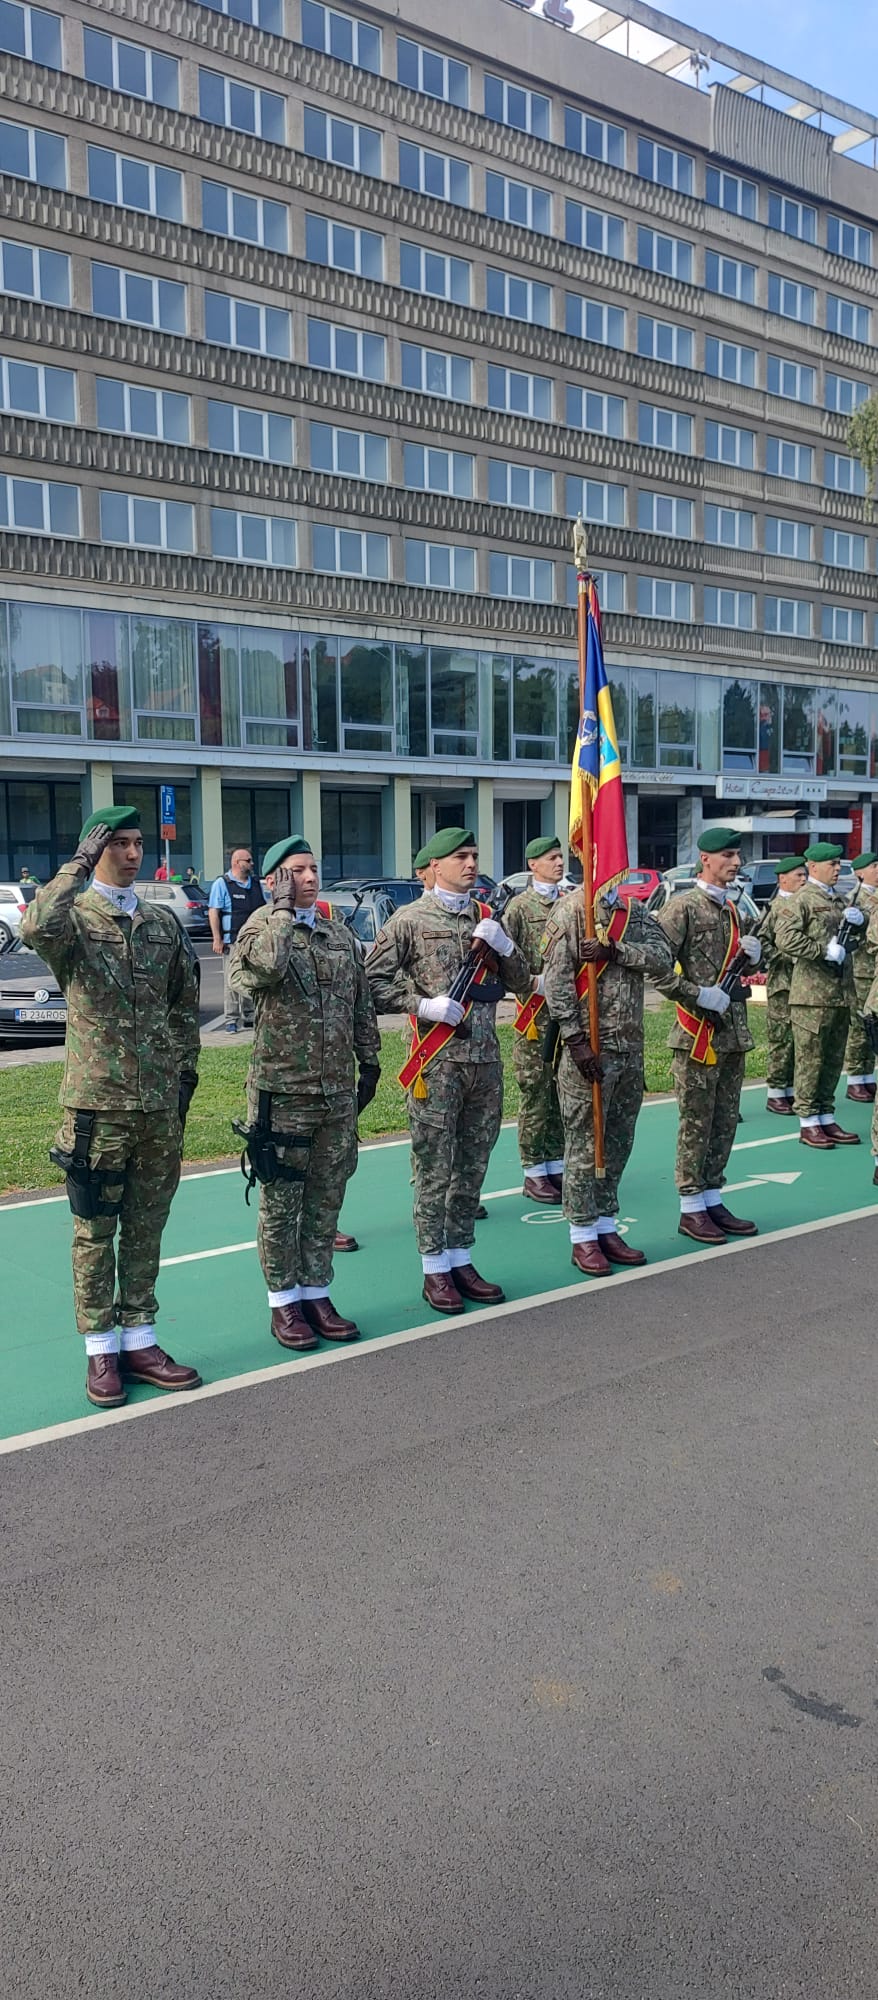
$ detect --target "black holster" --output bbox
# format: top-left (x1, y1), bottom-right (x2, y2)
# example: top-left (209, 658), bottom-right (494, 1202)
top-left (49, 1110), bottom-right (125, 1220)
top-left (232, 1090), bottom-right (311, 1205)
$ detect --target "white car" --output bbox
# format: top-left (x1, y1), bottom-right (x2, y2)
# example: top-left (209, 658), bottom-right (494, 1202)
top-left (0, 881), bottom-right (38, 951)
top-left (499, 872), bottom-right (578, 896)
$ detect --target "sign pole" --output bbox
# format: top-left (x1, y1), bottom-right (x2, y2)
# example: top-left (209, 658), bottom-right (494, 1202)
top-left (575, 521), bottom-right (606, 1180)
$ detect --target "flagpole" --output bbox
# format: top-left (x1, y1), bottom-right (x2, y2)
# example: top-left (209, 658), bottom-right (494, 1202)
top-left (574, 519), bottom-right (606, 1179)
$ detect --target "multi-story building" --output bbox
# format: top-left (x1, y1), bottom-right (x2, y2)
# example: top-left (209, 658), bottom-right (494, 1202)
top-left (1, 0), bottom-right (877, 879)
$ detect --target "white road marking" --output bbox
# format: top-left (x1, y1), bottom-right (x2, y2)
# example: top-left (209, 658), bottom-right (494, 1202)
top-left (162, 1240), bottom-right (256, 1268)
top-left (721, 1171), bottom-right (801, 1193)
top-left (731, 1132), bottom-right (799, 1153)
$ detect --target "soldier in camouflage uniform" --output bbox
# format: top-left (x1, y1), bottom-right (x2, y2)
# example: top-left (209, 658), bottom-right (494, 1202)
top-left (230, 835), bottom-right (380, 1352)
top-left (862, 913), bottom-right (878, 1179)
top-left (366, 827), bottom-right (531, 1315)
top-left (757, 856), bottom-right (807, 1115)
top-left (774, 840), bottom-right (862, 1149)
top-left (655, 827), bottom-right (763, 1244)
top-left (21, 806), bottom-right (202, 1410)
top-left (542, 883), bottom-right (673, 1274)
top-left (842, 851), bottom-right (878, 1102)
top-left (504, 835), bottom-right (567, 1204)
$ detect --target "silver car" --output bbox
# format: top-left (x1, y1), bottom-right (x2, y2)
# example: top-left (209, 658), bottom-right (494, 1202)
top-left (0, 880), bottom-right (38, 951)
top-left (136, 879), bottom-right (212, 938)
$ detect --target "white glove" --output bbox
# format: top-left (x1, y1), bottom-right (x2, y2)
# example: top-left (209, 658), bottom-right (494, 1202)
top-left (739, 934), bottom-right (762, 964)
top-left (697, 984), bottom-right (731, 1015)
top-left (825, 939), bottom-right (846, 964)
top-left (532, 974), bottom-right (546, 997)
top-left (418, 995), bottom-right (465, 1026)
top-left (473, 917), bottom-right (514, 958)
top-left (844, 906), bottom-right (865, 926)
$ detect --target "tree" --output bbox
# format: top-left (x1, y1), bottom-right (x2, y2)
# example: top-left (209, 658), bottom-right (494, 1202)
top-left (847, 397), bottom-right (878, 519)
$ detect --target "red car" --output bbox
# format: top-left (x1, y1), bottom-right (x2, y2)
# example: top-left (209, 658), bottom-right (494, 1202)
top-left (616, 868), bottom-right (662, 904)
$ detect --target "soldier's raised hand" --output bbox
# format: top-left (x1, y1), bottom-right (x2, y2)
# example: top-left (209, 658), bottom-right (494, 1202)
top-left (72, 821), bottom-right (113, 874)
top-left (270, 865), bottom-right (297, 914)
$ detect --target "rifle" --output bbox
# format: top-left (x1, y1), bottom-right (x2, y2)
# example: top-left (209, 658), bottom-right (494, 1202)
top-left (836, 907), bottom-right (865, 958)
top-left (859, 1011), bottom-right (878, 1055)
top-left (446, 880), bottom-right (516, 1014)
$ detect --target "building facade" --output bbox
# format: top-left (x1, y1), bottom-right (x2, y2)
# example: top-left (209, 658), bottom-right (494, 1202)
top-left (1, 0), bottom-right (877, 880)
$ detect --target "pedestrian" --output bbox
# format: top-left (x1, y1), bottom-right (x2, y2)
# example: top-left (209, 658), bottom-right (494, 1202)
top-left (208, 845), bottom-right (266, 1032)
top-left (843, 851), bottom-right (878, 1102)
top-left (758, 856), bottom-right (808, 1116)
top-left (184, 865), bottom-right (201, 889)
top-left (504, 835), bottom-right (567, 1203)
top-left (20, 806), bottom-right (202, 1409)
top-left (542, 876), bottom-right (673, 1273)
top-left (774, 841), bottom-right (863, 1149)
top-left (19, 864), bottom-right (40, 886)
top-left (654, 828), bottom-right (763, 1243)
top-left (154, 861), bottom-right (169, 882)
top-left (366, 828), bottom-right (531, 1314)
top-left (229, 836), bottom-right (381, 1352)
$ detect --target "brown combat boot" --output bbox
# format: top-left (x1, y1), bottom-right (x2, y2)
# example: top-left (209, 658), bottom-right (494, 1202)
top-left (799, 1125), bottom-right (835, 1149)
top-left (766, 1097), bottom-right (795, 1115)
top-left (270, 1305), bottom-right (318, 1352)
top-left (86, 1353), bottom-right (126, 1409)
top-left (571, 1240), bottom-right (611, 1276)
top-left (709, 1204), bottom-right (758, 1237)
top-left (300, 1297), bottom-right (361, 1341)
top-left (597, 1231), bottom-right (647, 1266)
top-left (452, 1264), bottom-right (505, 1303)
top-left (821, 1122), bottom-right (860, 1145)
top-left (120, 1345), bottom-right (202, 1390)
top-left (422, 1272), bottom-right (465, 1314)
top-left (333, 1231), bottom-right (359, 1251)
top-left (846, 1084), bottom-right (873, 1104)
top-left (678, 1212), bottom-right (727, 1245)
top-left (523, 1174), bottom-right (562, 1205)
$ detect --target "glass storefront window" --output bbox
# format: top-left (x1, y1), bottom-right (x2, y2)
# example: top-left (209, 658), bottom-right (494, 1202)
top-left (0, 603), bottom-right (8, 737)
top-left (757, 683), bottom-right (780, 775)
top-left (86, 609), bottom-right (130, 743)
top-left (340, 640), bottom-right (392, 754)
top-left (116, 782), bottom-right (192, 877)
top-left (131, 614), bottom-right (196, 740)
top-left (608, 669), bottom-right (628, 762)
top-left (301, 637), bottom-right (339, 754)
top-left (630, 668), bottom-right (656, 767)
top-left (781, 685), bottom-right (815, 774)
top-left (395, 645), bottom-right (427, 757)
top-left (430, 647), bottom-right (478, 757)
top-left (658, 670), bottom-right (695, 767)
top-left (198, 623), bottom-right (242, 749)
top-left (320, 788), bottom-right (382, 878)
top-left (512, 654), bottom-right (557, 760)
top-left (238, 626), bottom-right (297, 748)
top-left (837, 691), bottom-right (869, 777)
top-left (221, 786), bottom-right (290, 869)
top-left (492, 655), bottom-right (511, 761)
top-left (697, 676), bottom-right (721, 772)
top-left (722, 679), bottom-right (757, 771)
top-left (10, 602), bottom-right (83, 735)
top-left (0, 779), bottom-right (82, 879)
top-left (816, 690), bottom-right (836, 777)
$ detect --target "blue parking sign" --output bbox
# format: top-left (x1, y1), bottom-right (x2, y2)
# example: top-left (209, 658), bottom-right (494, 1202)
top-left (160, 785), bottom-right (176, 828)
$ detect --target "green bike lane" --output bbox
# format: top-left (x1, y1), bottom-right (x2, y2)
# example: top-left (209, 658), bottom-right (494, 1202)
top-left (2, 1083), bottom-right (876, 1450)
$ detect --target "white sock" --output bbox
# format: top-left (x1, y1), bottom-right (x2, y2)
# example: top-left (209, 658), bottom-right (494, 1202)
top-left (84, 1330), bottom-right (121, 1356)
top-left (596, 1216), bottom-right (617, 1234)
top-left (570, 1223), bottom-right (598, 1243)
top-left (268, 1285), bottom-right (301, 1307)
top-left (422, 1251), bottom-right (450, 1275)
top-left (819, 1113), bottom-right (836, 1126)
top-left (300, 1286), bottom-right (329, 1300)
top-left (800, 1117), bottom-right (821, 1129)
top-left (119, 1324), bottom-right (156, 1352)
top-left (525, 1162), bottom-right (548, 1178)
top-left (446, 1247), bottom-right (472, 1269)
top-left (703, 1189), bottom-right (723, 1208)
top-left (847, 1075), bottom-right (868, 1086)
top-left (680, 1194), bottom-right (705, 1214)
top-left (547, 1159), bottom-right (565, 1176)
top-left (767, 1091), bottom-right (787, 1103)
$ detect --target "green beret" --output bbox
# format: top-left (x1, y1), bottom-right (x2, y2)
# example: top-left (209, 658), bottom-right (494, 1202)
top-left (79, 805), bottom-right (140, 841)
top-left (262, 835), bottom-right (313, 875)
top-left (526, 836), bottom-right (562, 863)
top-left (422, 826), bottom-right (476, 863)
top-left (775, 856), bottom-right (807, 877)
top-left (413, 844), bottom-right (432, 871)
top-left (698, 826), bottom-right (742, 854)
top-left (804, 841), bottom-right (843, 863)
top-left (852, 852), bottom-right (878, 871)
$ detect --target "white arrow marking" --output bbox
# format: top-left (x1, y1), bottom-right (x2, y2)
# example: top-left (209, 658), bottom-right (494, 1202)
top-left (731, 1132), bottom-right (800, 1152)
top-left (720, 1171), bottom-right (802, 1194)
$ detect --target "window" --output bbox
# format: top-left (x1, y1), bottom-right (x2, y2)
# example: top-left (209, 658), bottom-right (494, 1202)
top-left (638, 317), bottom-right (693, 367)
top-left (827, 295), bottom-right (871, 344)
top-left (0, 238), bottom-right (68, 305)
top-left (565, 201), bottom-right (623, 258)
top-left (766, 435), bottom-right (812, 481)
top-left (0, 473), bottom-right (78, 535)
top-left (825, 372), bottom-right (869, 415)
top-left (83, 28), bottom-right (178, 106)
top-left (768, 275), bottom-right (816, 324)
top-left (97, 378), bottom-right (189, 444)
top-left (485, 74), bottom-right (549, 139)
top-left (309, 318), bottom-right (385, 382)
top-left (204, 290), bottom-right (290, 358)
top-left (566, 476), bottom-right (624, 526)
top-left (706, 337), bottom-right (756, 386)
top-left (565, 108), bottom-right (624, 167)
top-left (401, 342), bottom-right (470, 401)
top-left (92, 262), bottom-right (185, 334)
top-left (705, 251), bottom-right (756, 303)
top-left (487, 172), bottom-right (550, 234)
top-left (0, 117), bottom-right (65, 187)
top-left (199, 0), bottom-right (281, 24)
top-left (198, 69), bottom-right (285, 143)
top-left (637, 137), bottom-right (693, 194)
top-left (99, 491), bottom-right (193, 553)
top-left (639, 404), bottom-right (692, 453)
top-left (824, 451), bottom-right (866, 496)
top-left (768, 192), bottom-right (816, 243)
top-left (87, 145), bottom-right (182, 221)
top-left (400, 140), bottom-right (469, 206)
top-left (767, 355), bottom-right (815, 403)
top-left (312, 525), bottom-right (388, 578)
top-left (637, 228), bottom-right (692, 283)
top-left (565, 295), bottom-right (624, 347)
top-left (306, 215), bottom-right (383, 280)
top-left (399, 240), bottom-right (467, 302)
top-left (823, 528), bottom-right (867, 571)
top-left (704, 589), bottom-right (755, 629)
top-left (0, 2), bottom-right (61, 64)
top-left (705, 421), bottom-right (755, 469)
top-left (489, 554), bottom-right (554, 601)
top-left (202, 181), bottom-right (287, 251)
top-left (828, 214), bottom-right (872, 265)
top-left (705, 166), bottom-right (756, 218)
top-left (489, 365), bottom-right (552, 421)
top-left (0, 354), bottom-right (74, 421)
top-left (636, 578), bottom-right (692, 621)
top-left (589, 570), bottom-right (625, 613)
top-left (397, 35), bottom-right (468, 106)
top-left (637, 492), bottom-right (693, 538)
top-left (487, 269), bottom-right (551, 327)
top-left (207, 401), bottom-right (292, 464)
top-left (823, 605), bottom-right (867, 645)
top-left (704, 505), bottom-right (755, 550)
top-left (406, 445), bottom-right (474, 499)
top-left (566, 386), bottom-right (624, 437)
top-left (304, 106), bottom-right (382, 177)
top-left (301, 2), bottom-right (380, 72)
top-left (405, 540), bottom-right (475, 591)
top-left (489, 460), bottom-right (552, 511)
top-left (310, 421), bottom-right (387, 482)
top-left (211, 508), bottom-right (295, 567)
top-left (765, 597), bottom-right (812, 637)
top-left (766, 516), bottom-right (812, 560)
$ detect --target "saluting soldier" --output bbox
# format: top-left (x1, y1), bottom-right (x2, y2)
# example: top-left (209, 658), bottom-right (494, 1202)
top-left (504, 835), bottom-right (567, 1204)
top-left (229, 836), bottom-right (380, 1352)
top-left (758, 856), bottom-right (807, 1116)
top-left (366, 827), bottom-right (531, 1314)
top-left (774, 840), bottom-right (862, 1149)
top-left (21, 806), bottom-right (202, 1409)
top-left (542, 880), bottom-right (673, 1273)
top-left (843, 851), bottom-right (878, 1103)
top-left (654, 827), bottom-right (763, 1244)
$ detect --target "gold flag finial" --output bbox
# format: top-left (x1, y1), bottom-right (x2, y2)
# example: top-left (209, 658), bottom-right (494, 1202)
top-left (573, 513), bottom-right (588, 572)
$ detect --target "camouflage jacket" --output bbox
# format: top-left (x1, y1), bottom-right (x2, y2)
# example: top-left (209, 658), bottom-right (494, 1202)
top-left (542, 893), bottom-right (673, 1051)
top-left (848, 883), bottom-right (878, 1003)
top-left (21, 862), bottom-right (199, 1112)
top-left (773, 879), bottom-right (856, 1009)
top-left (757, 893), bottom-right (798, 1000)
top-left (504, 885), bottom-right (562, 978)
top-left (230, 907), bottom-right (379, 1097)
top-left (654, 888), bottom-right (756, 1054)
top-left (863, 901), bottom-right (878, 1012)
top-left (366, 891), bottom-right (531, 1066)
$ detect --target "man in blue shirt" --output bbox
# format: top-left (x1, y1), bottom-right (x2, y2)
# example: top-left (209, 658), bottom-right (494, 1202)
top-left (208, 847), bottom-right (266, 1032)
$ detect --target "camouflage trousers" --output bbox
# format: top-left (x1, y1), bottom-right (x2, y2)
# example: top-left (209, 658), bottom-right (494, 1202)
top-left (557, 1044), bottom-right (644, 1223)
top-left (790, 1006), bottom-right (849, 1117)
top-left (671, 1050), bottom-right (746, 1195)
top-left (512, 1027), bottom-right (564, 1170)
top-left (844, 970), bottom-right (876, 1079)
top-left (765, 988), bottom-right (794, 1093)
top-left (409, 1059), bottom-right (503, 1254)
top-left (253, 1090), bottom-right (358, 1292)
top-left (56, 1107), bottom-right (181, 1335)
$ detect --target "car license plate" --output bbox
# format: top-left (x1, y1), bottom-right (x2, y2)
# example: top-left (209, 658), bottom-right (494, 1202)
top-left (14, 1008), bottom-right (65, 1022)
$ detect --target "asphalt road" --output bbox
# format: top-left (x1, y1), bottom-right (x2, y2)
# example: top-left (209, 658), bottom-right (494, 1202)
top-left (4, 1220), bottom-right (877, 1998)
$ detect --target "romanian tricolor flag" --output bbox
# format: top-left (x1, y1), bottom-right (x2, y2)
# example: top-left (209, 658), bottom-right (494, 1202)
top-left (569, 575), bottom-right (629, 899)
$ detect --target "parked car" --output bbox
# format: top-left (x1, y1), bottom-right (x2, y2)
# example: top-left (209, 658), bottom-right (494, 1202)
top-left (645, 875), bottom-right (762, 926)
top-left (329, 876), bottom-right (424, 909)
top-left (499, 872), bottom-right (578, 896)
top-left (0, 938), bottom-right (67, 1041)
top-left (0, 880), bottom-right (37, 951)
top-left (324, 889), bottom-right (395, 955)
top-left (616, 868), bottom-right (662, 904)
top-left (136, 879), bottom-right (213, 938)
